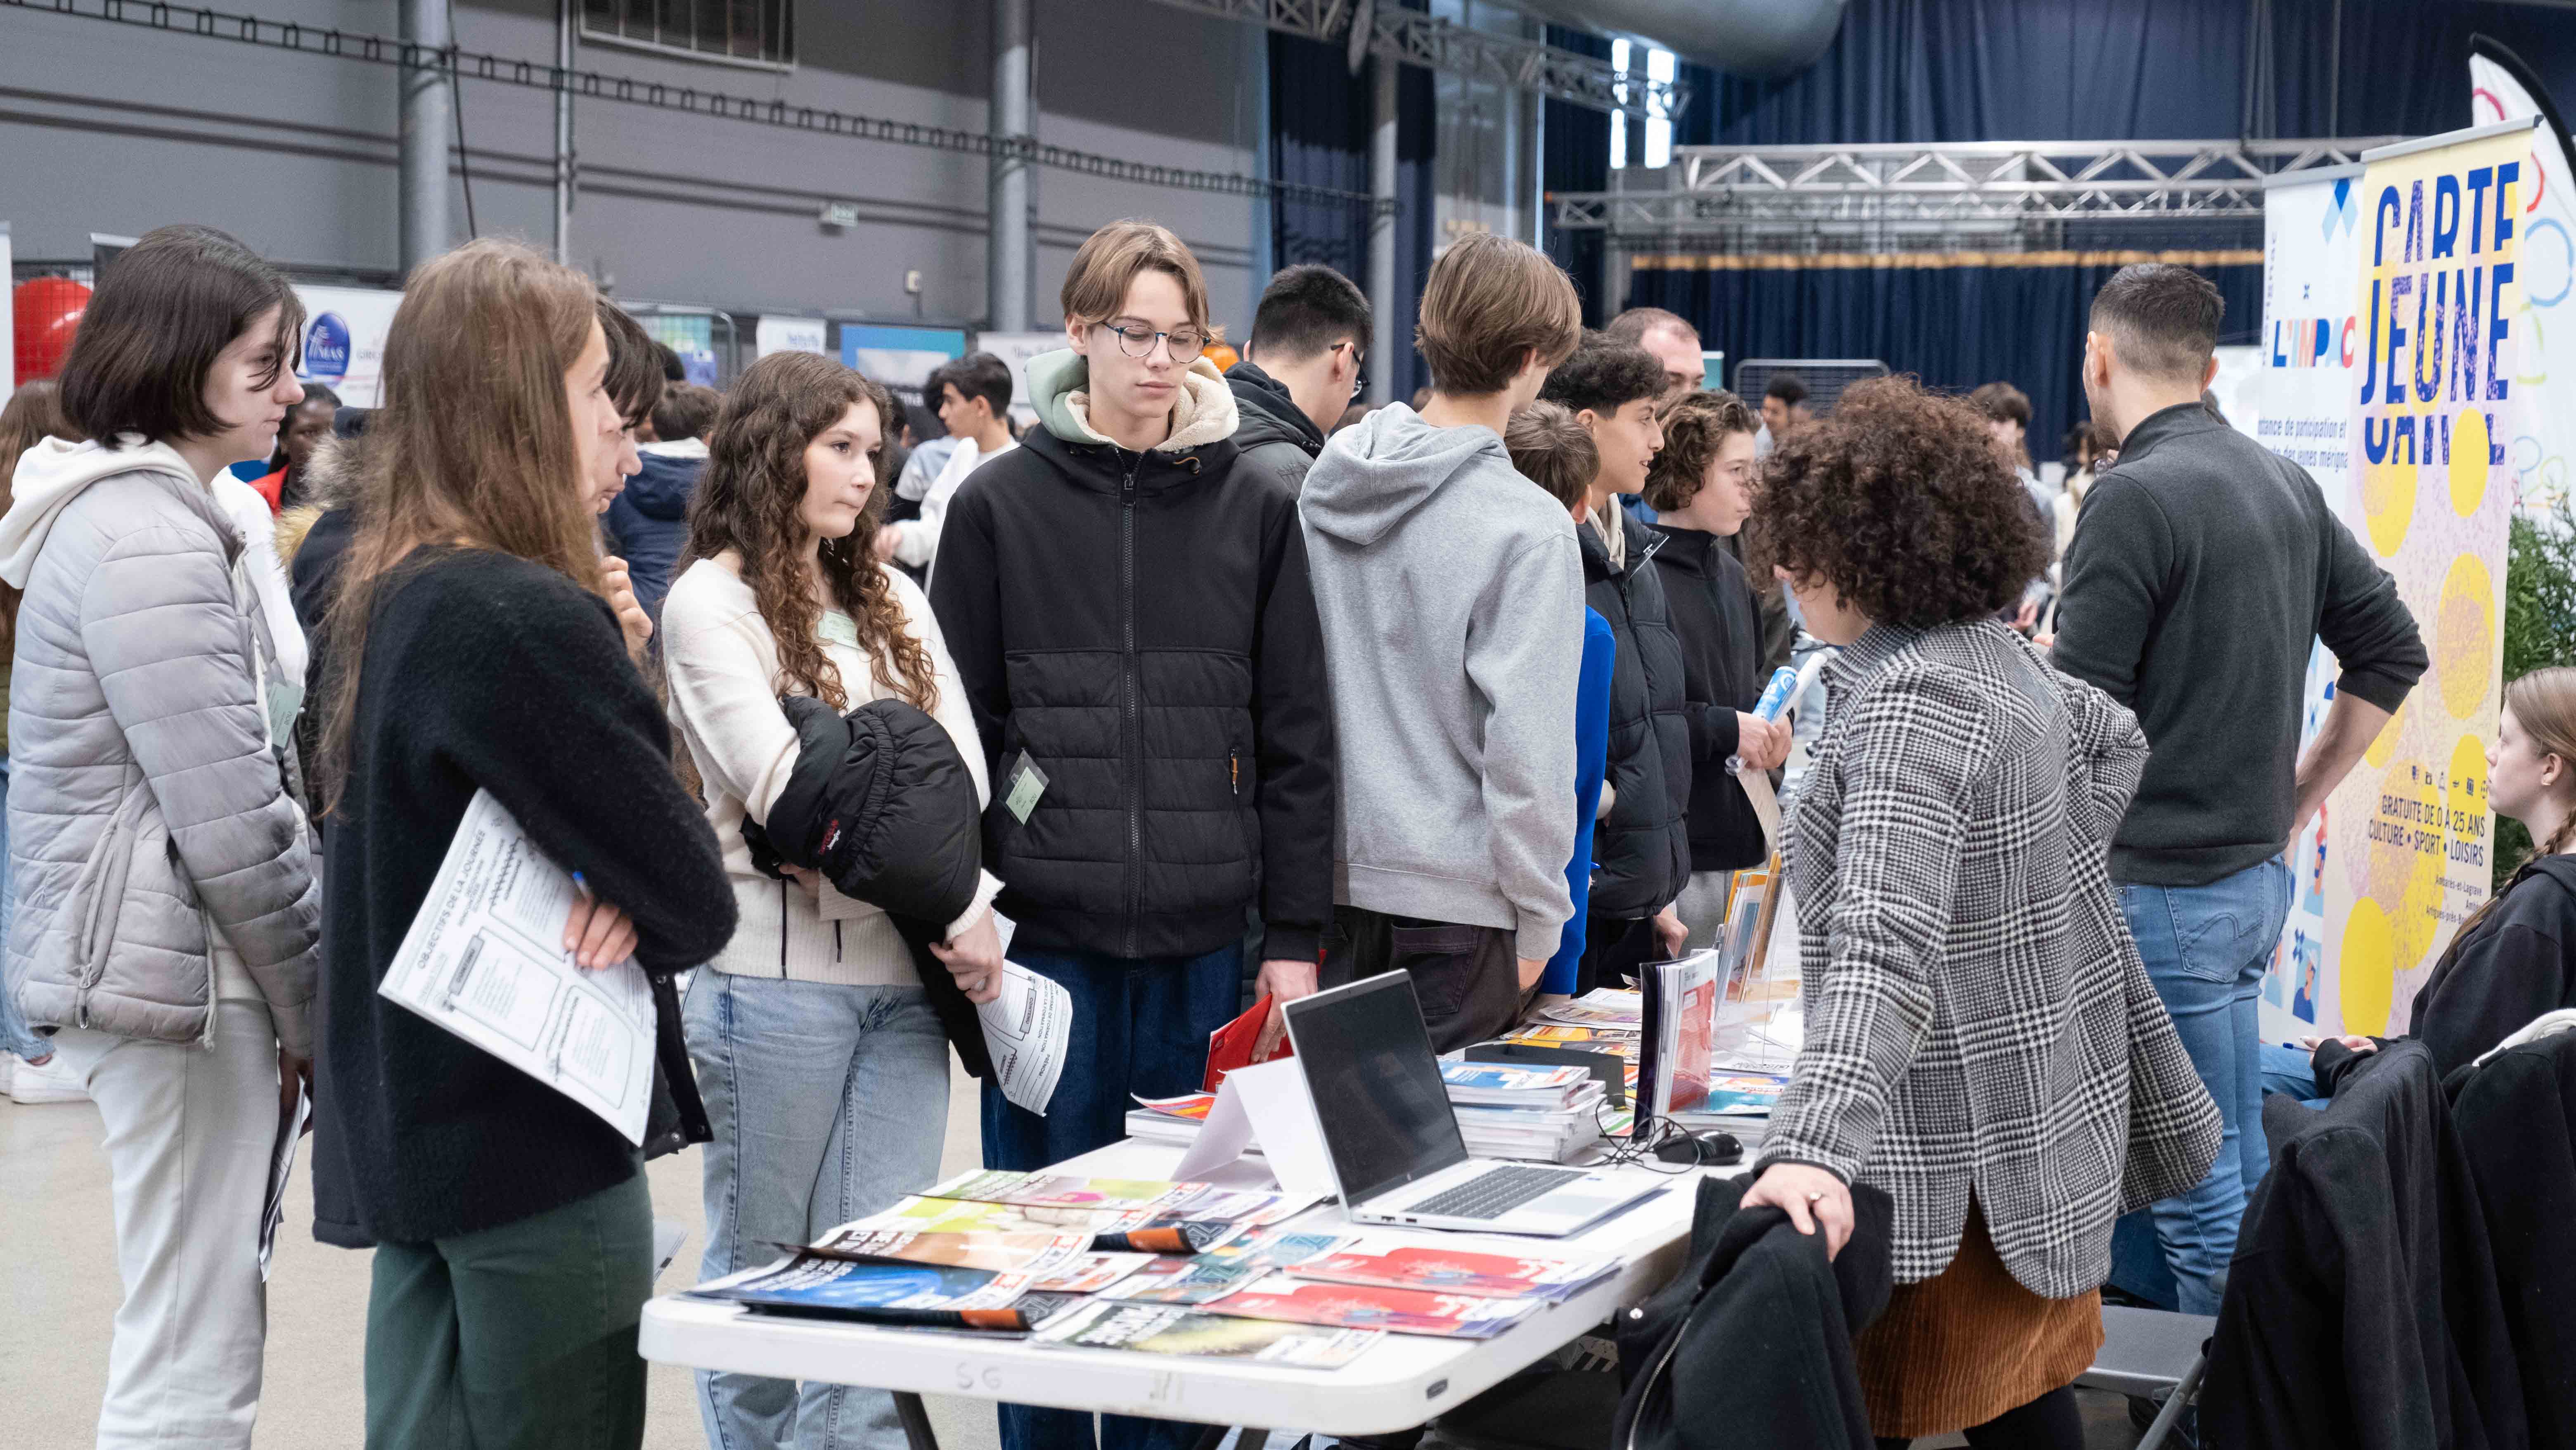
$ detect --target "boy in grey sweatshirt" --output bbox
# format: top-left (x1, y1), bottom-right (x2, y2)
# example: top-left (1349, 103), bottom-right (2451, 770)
top-left (1298, 234), bottom-right (1588, 1049)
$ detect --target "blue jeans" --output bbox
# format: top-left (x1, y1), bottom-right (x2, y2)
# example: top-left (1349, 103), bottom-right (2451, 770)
top-left (0, 761), bottom-right (47, 1061)
top-left (683, 973), bottom-right (952, 1450)
top-left (985, 941), bottom-right (1243, 1450)
top-left (2111, 856), bottom-right (2291, 1315)
top-left (2259, 1041), bottom-right (2327, 1104)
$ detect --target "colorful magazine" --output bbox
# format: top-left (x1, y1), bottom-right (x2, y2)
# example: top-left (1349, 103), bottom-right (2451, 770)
top-left (860, 1196), bottom-right (1234, 1255)
top-left (923, 1170), bottom-right (1201, 1213)
top-left (1206, 1274), bottom-right (1539, 1339)
top-left (1031, 1252), bottom-right (1157, 1295)
top-left (692, 1253), bottom-right (1075, 1332)
top-left (1286, 1238), bottom-right (1618, 1301)
top-left (1686, 1072), bottom-right (1790, 1118)
top-left (1439, 1061), bottom-right (1594, 1106)
top-left (794, 1225), bottom-right (1091, 1278)
top-left (1102, 1228), bottom-right (1348, 1305)
top-left (1638, 949), bottom-right (1721, 1118)
top-left (1132, 1092), bottom-right (1217, 1121)
top-left (1033, 1300), bottom-right (1380, 1367)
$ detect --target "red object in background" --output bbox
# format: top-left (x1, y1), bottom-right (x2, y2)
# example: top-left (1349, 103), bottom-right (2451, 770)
top-left (1202, 994), bottom-right (1293, 1092)
top-left (14, 276), bottom-right (92, 386)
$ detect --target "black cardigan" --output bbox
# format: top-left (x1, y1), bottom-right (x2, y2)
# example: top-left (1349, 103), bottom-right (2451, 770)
top-left (2408, 855), bottom-right (2576, 1075)
top-left (1650, 524), bottom-right (1770, 874)
top-left (313, 548), bottom-right (736, 1245)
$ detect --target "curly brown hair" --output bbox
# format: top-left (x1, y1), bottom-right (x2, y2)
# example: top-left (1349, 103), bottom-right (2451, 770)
top-left (1643, 389), bottom-right (1757, 514)
top-left (1743, 376), bottom-right (2048, 630)
top-left (681, 352), bottom-right (938, 714)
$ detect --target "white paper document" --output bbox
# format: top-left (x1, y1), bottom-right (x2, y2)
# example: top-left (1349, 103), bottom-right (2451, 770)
top-left (379, 789), bottom-right (658, 1145)
top-left (978, 962), bottom-right (1072, 1116)
top-left (258, 1084), bottom-right (310, 1282)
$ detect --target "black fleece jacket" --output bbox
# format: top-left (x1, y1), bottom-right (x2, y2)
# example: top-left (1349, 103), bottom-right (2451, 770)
top-left (2408, 856), bottom-right (2576, 1075)
top-left (1651, 524), bottom-right (1769, 874)
top-left (2202, 1041), bottom-right (2526, 1450)
top-left (928, 424), bottom-right (1335, 964)
top-left (1224, 360), bottom-right (1326, 497)
top-left (313, 548), bottom-right (736, 1245)
top-left (2447, 1031), bottom-right (2576, 1448)
top-left (2053, 403), bottom-right (2427, 887)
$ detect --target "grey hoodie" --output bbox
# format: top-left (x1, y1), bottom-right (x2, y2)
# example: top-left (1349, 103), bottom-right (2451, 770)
top-left (1300, 404), bottom-right (1585, 962)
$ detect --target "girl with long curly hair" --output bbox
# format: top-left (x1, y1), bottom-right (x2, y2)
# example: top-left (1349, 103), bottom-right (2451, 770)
top-left (661, 350), bottom-right (1003, 1450)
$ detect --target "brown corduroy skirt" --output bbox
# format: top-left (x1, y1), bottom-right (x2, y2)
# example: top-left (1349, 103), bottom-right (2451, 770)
top-left (1852, 1201), bottom-right (2104, 1439)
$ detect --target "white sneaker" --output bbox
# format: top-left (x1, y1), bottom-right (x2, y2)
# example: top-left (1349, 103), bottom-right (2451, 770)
top-left (8, 1049), bottom-right (86, 1104)
top-left (0, 1055), bottom-right (12, 1096)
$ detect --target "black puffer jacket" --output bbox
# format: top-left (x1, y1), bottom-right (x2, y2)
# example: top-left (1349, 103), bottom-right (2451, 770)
top-left (747, 694), bottom-right (994, 1078)
top-left (1652, 524), bottom-right (1769, 874)
top-left (928, 371), bottom-right (1335, 964)
top-left (1225, 360), bottom-right (1325, 497)
top-left (1583, 507), bottom-right (1692, 919)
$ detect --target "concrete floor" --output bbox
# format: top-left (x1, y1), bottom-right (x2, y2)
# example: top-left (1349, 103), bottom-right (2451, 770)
top-left (0, 1059), bottom-right (1004, 1450)
top-left (3, 1058), bottom-right (2147, 1450)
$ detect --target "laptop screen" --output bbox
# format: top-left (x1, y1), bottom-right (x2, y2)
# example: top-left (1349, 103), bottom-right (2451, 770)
top-left (1283, 974), bottom-right (1469, 1205)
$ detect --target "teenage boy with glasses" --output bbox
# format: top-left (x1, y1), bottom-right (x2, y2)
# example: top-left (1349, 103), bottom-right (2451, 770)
top-left (1300, 232), bottom-right (1589, 1051)
top-left (1226, 262), bottom-right (1372, 496)
top-left (928, 218), bottom-right (1333, 1450)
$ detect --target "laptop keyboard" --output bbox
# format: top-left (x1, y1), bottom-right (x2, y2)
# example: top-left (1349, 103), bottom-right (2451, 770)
top-left (1407, 1165), bottom-right (1589, 1220)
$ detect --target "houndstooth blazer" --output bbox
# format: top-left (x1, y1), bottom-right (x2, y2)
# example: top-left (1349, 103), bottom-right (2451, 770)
top-left (1761, 619), bottom-right (2221, 1297)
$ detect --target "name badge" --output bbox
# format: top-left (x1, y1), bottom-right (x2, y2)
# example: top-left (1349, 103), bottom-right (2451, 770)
top-left (818, 612), bottom-right (861, 649)
top-left (1004, 751), bottom-right (1049, 825)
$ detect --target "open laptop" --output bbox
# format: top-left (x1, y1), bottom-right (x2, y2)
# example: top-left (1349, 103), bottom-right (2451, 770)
top-left (1282, 973), bottom-right (1661, 1237)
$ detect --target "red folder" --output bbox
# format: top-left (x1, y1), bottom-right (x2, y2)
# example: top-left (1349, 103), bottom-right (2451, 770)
top-left (1202, 994), bottom-right (1295, 1092)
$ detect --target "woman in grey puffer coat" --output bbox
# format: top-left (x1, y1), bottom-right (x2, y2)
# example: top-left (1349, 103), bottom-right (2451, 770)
top-left (0, 224), bottom-right (320, 1450)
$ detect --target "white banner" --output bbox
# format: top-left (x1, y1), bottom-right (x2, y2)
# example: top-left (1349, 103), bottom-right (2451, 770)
top-left (294, 285), bottom-right (403, 409)
top-left (755, 315), bottom-right (828, 358)
top-left (2472, 42), bottom-right (2576, 513)
top-left (2258, 123), bottom-right (2535, 1039)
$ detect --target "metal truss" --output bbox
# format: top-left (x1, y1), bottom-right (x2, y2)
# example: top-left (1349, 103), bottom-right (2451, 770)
top-left (1550, 138), bottom-right (2400, 247)
top-left (2, 0), bottom-right (1387, 212)
top-left (1140, 0), bottom-right (1688, 123)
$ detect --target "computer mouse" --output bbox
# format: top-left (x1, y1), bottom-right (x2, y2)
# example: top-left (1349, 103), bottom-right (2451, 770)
top-left (1653, 1129), bottom-right (1742, 1166)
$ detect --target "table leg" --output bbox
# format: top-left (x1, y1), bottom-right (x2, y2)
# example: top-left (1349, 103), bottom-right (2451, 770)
top-left (893, 1391), bottom-right (941, 1450)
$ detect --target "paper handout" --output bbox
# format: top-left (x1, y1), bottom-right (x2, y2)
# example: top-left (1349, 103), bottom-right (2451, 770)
top-left (258, 1084), bottom-right (310, 1282)
top-left (978, 962), bottom-right (1072, 1116)
top-left (377, 789), bottom-right (658, 1144)
top-left (1173, 1059), bottom-right (1340, 1201)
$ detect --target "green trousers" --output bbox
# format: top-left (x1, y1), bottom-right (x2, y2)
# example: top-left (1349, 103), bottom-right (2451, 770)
top-left (365, 1170), bottom-right (655, 1450)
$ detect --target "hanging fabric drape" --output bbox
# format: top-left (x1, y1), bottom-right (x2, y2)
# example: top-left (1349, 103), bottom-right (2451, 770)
top-left (1543, 25), bottom-right (1613, 327)
top-left (1624, 252), bottom-right (2262, 462)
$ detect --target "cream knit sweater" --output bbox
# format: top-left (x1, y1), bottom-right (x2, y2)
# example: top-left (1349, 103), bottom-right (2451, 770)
top-left (662, 552), bottom-right (1000, 985)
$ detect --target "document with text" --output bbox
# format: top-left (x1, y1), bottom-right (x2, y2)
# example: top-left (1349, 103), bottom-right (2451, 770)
top-left (379, 789), bottom-right (656, 1144)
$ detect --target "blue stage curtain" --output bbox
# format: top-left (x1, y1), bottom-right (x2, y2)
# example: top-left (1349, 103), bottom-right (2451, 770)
top-left (1695, 0), bottom-right (2576, 146)
top-left (1271, 30), bottom-right (1371, 284)
top-left (1267, 24), bottom-right (1435, 402)
top-left (1624, 255), bottom-right (2261, 464)
top-left (1543, 25), bottom-right (1613, 325)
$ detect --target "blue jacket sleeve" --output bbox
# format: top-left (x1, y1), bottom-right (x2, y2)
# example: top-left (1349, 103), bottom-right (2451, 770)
top-left (1544, 612), bottom-right (1618, 994)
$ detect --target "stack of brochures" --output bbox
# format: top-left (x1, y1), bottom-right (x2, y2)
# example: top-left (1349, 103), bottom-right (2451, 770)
top-left (1439, 1061), bottom-right (1607, 1162)
top-left (1122, 1091), bottom-right (1218, 1147)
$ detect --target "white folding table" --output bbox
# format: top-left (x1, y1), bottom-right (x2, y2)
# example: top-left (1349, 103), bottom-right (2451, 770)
top-left (640, 1139), bottom-right (1733, 1448)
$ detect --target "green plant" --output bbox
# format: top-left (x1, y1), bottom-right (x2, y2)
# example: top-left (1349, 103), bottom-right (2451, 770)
top-left (2496, 497), bottom-right (2576, 891)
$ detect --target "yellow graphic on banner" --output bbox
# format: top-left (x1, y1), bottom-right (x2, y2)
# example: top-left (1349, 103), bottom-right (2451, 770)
top-left (2323, 123), bottom-right (2527, 1034)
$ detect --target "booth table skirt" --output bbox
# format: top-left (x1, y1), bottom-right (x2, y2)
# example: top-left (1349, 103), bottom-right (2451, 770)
top-left (1853, 1201), bottom-right (2103, 1439)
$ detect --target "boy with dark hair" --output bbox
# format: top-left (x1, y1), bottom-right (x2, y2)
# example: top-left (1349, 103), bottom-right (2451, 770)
top-left (2055, 261), bottom-right (2427, 1314)
top-left (1541, 334), bottom-right (1690, 986)
top-left (1300, 232), bottom-right (1586, 1048)
top-left (933, 232), bottom-right (1332, 1450)
top-left (882, 352), bottom-right (1016, 579)
top-left (1760, 370), bottom-right (1811, 443)
top-left (1227, 263), bottom-right (1371, 495)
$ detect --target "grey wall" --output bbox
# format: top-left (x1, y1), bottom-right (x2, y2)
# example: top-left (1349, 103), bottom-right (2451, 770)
top-left (0, 0), bottom-right (1268, 333)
